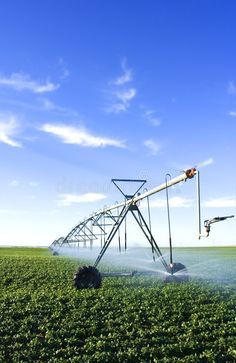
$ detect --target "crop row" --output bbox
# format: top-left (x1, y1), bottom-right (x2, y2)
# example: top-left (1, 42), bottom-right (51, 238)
top-left (0, 250), bottom-right (236, 362)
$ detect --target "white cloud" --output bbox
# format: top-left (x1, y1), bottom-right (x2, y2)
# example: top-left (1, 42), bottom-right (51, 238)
top-left (29, 181), bottom-right (39, 187)
top-left (0, 73), bottom-right (59, 93)
top-left (144, 139), bottom-right (161, 155)
top-left (41, 98), bottom-right (55, 110)
top-left (57, 193), bottom-right (107, 206)
top-left (40, 123), bottom-right (126, 148)
top-left (143, 109), bottom-right (161, 126)
top-left (0, 208), bottom-right (29, 215)
top-left (2, 97), bottom-right (78, 118)
top-left (116, 88), bottom-right (136, 104)
top-left (142, 196), bottom-right (192, 208)
top-left (197, 158), bottom-right (214, 168)
top-left (228, 81), bottom-right (236, 95)
top-left (0, 114), bottom-right (22, 147)
top-left (27, 194), bottom-right (36, 200)
top-left (112, 59), bottom-right (133, 86)
top-left (106, 59), bottom-right (136, 114)
top-left (58, 57), bottom-right (70, 79)
top-left (106, 88), bottom-right (137, 114)
top-left (9, 180), bottom-right (20, 187)
top-left (204, 196), bottom-right (236, 208)
top-left (229, 111), bottom-right (236, 117)
top-left (107, 103), bottom-right (127, 114)
top-left (38, 98), bottom-right (78, 117)
top-left (9, 180), bottom-right (39, 188)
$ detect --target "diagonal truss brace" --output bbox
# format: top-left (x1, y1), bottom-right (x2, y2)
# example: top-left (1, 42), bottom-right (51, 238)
top-left (94, 203), bottom-right (169, 271)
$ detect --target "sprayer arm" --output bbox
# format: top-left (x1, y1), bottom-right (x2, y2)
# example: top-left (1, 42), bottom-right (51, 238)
top-left (205, 215), bottom-right (234, 226)
top-left (202, 215), bottom-right (235, 238)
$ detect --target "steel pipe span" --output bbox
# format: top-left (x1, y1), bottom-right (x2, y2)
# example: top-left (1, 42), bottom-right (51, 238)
top-left (91, 168), bottom-right (197, 218)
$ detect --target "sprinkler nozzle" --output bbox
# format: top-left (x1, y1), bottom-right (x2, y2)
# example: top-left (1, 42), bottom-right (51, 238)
top-left (204, 215), bottom-right (234, 237)
top-left (169, 263), bottom-right (174, 275)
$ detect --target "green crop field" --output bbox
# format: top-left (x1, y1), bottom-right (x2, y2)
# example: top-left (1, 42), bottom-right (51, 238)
top-left (0, 247), bottom-right (236, 362)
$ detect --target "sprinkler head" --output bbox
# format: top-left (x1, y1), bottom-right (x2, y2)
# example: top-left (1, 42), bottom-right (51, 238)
top-left (164, 262), bottom-right (189, 283)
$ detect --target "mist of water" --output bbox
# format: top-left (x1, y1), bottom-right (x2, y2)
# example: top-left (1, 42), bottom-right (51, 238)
top-left (53, 245), bottom-right (236, 285)
top-left (57, 245), bottom-right (168, 274)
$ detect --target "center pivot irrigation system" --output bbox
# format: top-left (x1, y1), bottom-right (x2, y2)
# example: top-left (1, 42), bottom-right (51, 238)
top-left (50, 168), bottom-right (234, 288)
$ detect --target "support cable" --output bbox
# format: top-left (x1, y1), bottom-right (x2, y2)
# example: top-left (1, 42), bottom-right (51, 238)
top-left (103, 208), bottom-right (106, 247)
top-left (100, 224), bottom-right (103, 248)
top-left (124, 213), bottom-right (127, 252)
top-left (165, 173), bottom-right (173, 273)
top-left (130, 207), bottom-right (169, 271)
top-left (144, 188), bottom-right (155, 261)
top-left (116, 202), bottom-right (121, 253)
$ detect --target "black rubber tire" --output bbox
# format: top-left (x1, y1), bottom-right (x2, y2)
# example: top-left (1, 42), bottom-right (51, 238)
top-left (73, 265), bottom-right (102, 289)
top-left (165, 262), bottom-right (189, 283)
top-left (53, 251), bottom-right (59, 256)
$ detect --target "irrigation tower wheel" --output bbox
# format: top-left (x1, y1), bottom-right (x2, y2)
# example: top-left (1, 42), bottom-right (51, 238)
top-left (73, 266), bottom-right (102, 289)
top-left (165, 262), bottom-right (189, 283)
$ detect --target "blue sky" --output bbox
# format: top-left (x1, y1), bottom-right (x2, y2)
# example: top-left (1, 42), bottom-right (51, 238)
top-left (0, 0), bottom-right (235, 247)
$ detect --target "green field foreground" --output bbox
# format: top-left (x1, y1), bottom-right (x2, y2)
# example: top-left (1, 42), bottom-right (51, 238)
top-left (0, 247), bottom-right (236, 362)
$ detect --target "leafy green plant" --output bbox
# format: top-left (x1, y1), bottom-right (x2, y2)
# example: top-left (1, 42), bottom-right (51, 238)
top-left (0, 247), bottom-right (235, 362)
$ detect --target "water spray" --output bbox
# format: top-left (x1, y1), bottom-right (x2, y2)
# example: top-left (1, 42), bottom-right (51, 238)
top-left (50, 167), bottom-right (234, 288)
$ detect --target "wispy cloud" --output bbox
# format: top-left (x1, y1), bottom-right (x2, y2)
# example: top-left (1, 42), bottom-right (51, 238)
top-left (0, 208), bottom-right (29, 215)
top-left (40, 123), bottom-right (126, 148)
top-left (40, 98), bottom-right (78, 116)
top-left (57, 193), bottom-right (107, 206)
top-left (106, 88), bottom-right (136, 114)
top-left (143, 109), bottom-right (161, 126)
top-left (142, 196), bottom-right (193, 208)
top-left (178, 158), bottom-right (214, 173)
top-left (9, 180), bottom-right (20, 187)
top-left (107, 103), bottom-right (127, 114)
top-left (229, 111), bottom-right (236, 117)
top-left (116, 88), bottom-right (136, 104)
top-left (0, 114), bottom-right (22, 147)
top-left (0, 97), bottom-right (78, 118)
top-left (105, 59), bottom-right (136, 113)
top-left (9, 180), bottom-right (39, 188)
top-left (197, 158), bottom-right (214, 168)
top-left (41, 98), bottom-right (57, 110)
top-left (112, 58), bottom-right (133, 86)
top-left (29, 181), bottom-right (39, 187)
top-left (58, 57), bottom-right (70, 79)
top-left (105, 87), bottom-right (137, 114)
top-left (0, 73), bottom-right (59, 93)
top-left (204, 196), bottom-right (236, 208)
top-left (228, 81), bottom-right (236, 95)
top-left (144, 139), bottom-right (161, 155)
top-left (107, 89), bottom-right (136, 114)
